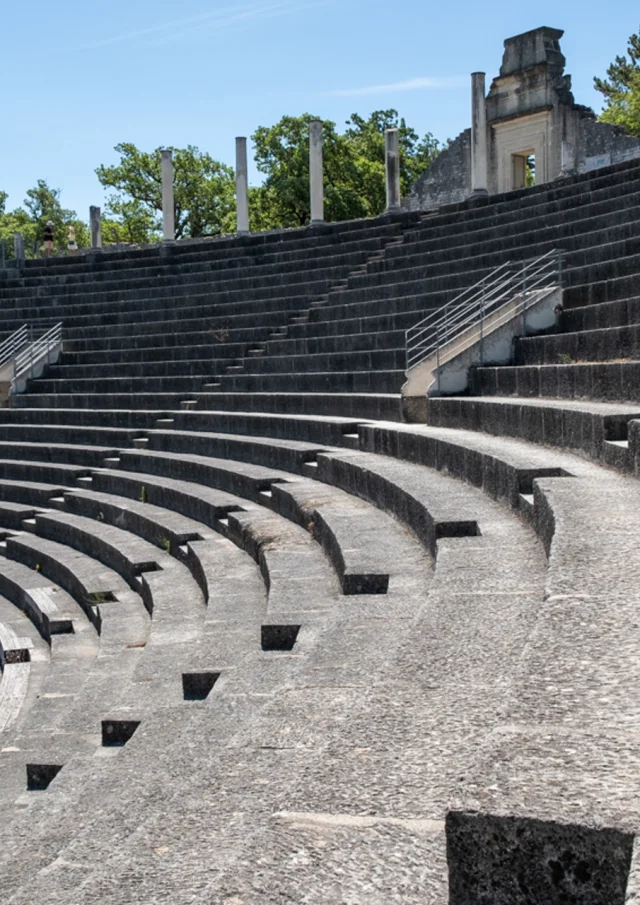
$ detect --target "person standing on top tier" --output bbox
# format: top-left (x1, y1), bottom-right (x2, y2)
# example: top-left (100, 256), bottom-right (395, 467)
top-left (43, 220), bottom-right (54, 258)
top-left (67, 225), bottom-right (77, 256)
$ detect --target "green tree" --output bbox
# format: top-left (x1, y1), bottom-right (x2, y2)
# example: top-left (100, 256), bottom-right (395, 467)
top-left (344, 110), bottom-right (441, 212)
top-left (96, 144), bottom-right (236, 240)
top-left (252, 115), bottom-right (338, 226)
top-left (101, 200), bottom-right (158, 246)
top-left (594, 27), bottom-right (640, 136)
top-left (0, 180), bottom-right (89, 257)
top-left (251, 111), bottom-right (441, 229)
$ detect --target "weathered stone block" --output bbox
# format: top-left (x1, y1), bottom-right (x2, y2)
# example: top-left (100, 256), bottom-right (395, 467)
top-left (446, 810), bottom-right (634, 905)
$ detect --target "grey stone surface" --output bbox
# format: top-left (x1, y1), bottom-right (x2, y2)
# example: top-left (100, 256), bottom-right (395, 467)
top-left (0, 142), bottom-right (639, 903)
top-left (0, 399), bottom-right (555, 903)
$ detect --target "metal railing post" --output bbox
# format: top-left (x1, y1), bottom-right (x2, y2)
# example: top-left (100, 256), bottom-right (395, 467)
top-left (404, 251), bottom-right (558, 377)
top-left (479, 278), bottom-right (486, 365)
top-left (436, 328), bottom-right (441, 394)
top-left (557, 249), bottom-right (564, 287)
top-left (521, 261), bottom-right (528, 334)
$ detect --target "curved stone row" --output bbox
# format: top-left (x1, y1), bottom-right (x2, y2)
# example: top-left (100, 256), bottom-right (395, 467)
top-left (0, 417), bottom-right (551, 903)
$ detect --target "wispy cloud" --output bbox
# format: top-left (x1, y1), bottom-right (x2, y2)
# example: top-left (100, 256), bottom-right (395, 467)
top-left (146, 0), bottom-right (331, 48)
top-left (73, 0), bottom-right (329, 51)
top-left (330, 76), bottom-right (467, 97)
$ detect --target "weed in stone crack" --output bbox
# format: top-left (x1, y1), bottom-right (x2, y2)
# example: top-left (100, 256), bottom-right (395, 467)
top-left (557, 352), bottom-right (575, 365)
top-left (210, 323), bottom-right (230, 343)
top-left (35, 563), bottom-right (41, 572)
top-left (98, 511), bottom-right (105, 521)
top-left (139, 485), bottom-right (147, 504)
top-left (158, 535), bottom-right (171, 554)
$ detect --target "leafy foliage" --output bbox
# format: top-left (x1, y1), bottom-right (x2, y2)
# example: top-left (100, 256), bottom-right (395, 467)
top-left (251, 110), bottom-right (441, 229)
top-left (0, 180), bottom-right (88, 257)
top-left (1, 109), bottom-right (441, 254)
top-left (594, 27), bottom-right (640, 137)
top-left (96, 143), bottom-right (236, 241)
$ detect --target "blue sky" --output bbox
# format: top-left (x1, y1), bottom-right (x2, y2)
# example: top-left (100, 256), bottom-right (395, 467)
top-left (1, 1), bottom-right (638, 218)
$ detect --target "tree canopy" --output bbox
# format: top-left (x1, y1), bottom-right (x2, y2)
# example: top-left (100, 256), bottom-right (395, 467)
top-left (96, 143), bottom-right (236, 241)
top-left (0, 180), bottom-right (88, 257)
top-left (1, 108), bottom-right (442, 255)
top-left (250, 110), bottom-right (440, 229)
top-left (595, 26), bottom-right (640, 137)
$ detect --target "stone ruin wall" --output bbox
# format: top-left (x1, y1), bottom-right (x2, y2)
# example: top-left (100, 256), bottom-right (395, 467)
top-left (578, 118), bottom-right (640, 172)
top-left (406, 27), bottom-right (640, 211)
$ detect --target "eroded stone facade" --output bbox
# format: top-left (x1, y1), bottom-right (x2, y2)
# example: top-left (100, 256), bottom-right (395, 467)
top-left (407, 26), bottom-right (640, 210)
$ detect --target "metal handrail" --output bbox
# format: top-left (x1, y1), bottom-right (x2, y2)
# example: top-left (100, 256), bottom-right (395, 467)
top-left (0, 326), bottom-right (29, 368)
top-left (405, 249), bottom-right (563, 373)
top-left (14, 323), bottom-right (63, 382)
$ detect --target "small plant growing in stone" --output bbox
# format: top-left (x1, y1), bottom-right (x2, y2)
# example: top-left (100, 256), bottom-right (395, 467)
top-left (139, 485), bottom-right (147, 503)
top-left (98, 511), bottom-right (105, 521)
top-left (557, 352), bottom-right (574, 365)
top-left (90, 591), bottom-right (107, 605)
top-left (210, 323), bottom-right (230, 343)
top-left (35, 563), bottom-right (41, 572)
top-left (158, 535), bottom-right (171, 554)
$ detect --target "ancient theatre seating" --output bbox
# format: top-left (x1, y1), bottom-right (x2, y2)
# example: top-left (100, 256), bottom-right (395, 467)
top-left (0, 156), bottom-right (639, 902)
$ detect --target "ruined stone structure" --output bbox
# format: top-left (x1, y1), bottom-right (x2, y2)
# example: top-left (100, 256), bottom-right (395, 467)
top-left (408, 26), bottom-right (640, 210)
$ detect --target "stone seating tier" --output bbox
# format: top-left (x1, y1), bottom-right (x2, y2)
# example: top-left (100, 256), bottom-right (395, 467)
top-left (0, 156), bottom-right (640, 902)
top-left (0, 157), bottom-right (636, 414)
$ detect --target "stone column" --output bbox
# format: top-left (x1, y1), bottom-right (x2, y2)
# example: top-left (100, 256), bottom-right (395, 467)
top-left (13, 233), bottom-right (25, 267)
top-left (235, 137), bottom-right (250, 234)
top-left (385, 128), bottom-right (401, 211)
top-left (89, 206), bottom-right (102, 248)
top-left (470, 72), bottom-right (489, 196)
top-left (161, 149), bottom-right (175, 241)
top-left (309, 119), bottom-right (324, 224)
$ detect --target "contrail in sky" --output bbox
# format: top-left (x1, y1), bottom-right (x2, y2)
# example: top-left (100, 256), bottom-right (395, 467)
top-left (73, 0), bottom-right (330, 51)
top-left (330, 76), bottom-right (467, 97)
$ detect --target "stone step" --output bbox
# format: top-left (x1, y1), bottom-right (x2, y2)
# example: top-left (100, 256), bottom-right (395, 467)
top-left (425, 395), bottom-right (640, 472)
top-left (514, 322), bottom-right (640, 365)
top-left (469, 360), bottom-right (640, 404)
top-left (11, 391), bottom-right (402, 421)
top-left (4, 531), bottom-right (148, 638)
top-left (3, 239), bottom-right (396, 295)
top-left (29, 510), bottom-right (203, 624)
top-left (213, 368), bottom-right (405, 395)
top-left (0, 423), bottom-right (146, 448)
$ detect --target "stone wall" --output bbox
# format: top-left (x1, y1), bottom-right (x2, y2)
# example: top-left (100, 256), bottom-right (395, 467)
top-left (579, 118), bottom-right (640, 172)
top-left (405, 26), bottom-right (640, 211)
top-left (404, 130), bottom-right (471, 211)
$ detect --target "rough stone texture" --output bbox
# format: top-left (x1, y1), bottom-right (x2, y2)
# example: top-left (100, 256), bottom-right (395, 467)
top-left (578, 117), bottom-right (640, 172)
top-left (405, 129), bottom-right (471, 211)
top-left (407, 27), bottom-right (640, 210)
top-left (0, 147), bottom-right (639, 903)
top-left (446, 811), bottom-right (634, 905)
top-left (0, 411), bottom-right (554, 903)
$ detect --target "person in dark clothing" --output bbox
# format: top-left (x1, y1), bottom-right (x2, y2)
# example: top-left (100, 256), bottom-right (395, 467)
top-left (43, 221), bottom-right (54, 257)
